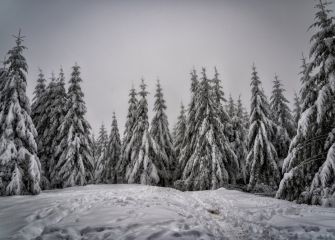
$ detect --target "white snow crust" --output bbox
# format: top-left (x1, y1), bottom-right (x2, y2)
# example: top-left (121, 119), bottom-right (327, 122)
top-left (1, 184), bottom-right (335, 240)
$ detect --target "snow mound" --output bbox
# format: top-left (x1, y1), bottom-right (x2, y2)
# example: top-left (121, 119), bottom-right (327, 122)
top-left (0, 185), bottom-right (334, 240)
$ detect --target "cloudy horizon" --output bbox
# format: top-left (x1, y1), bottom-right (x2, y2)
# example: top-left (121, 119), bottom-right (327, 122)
top-left (0, 0), bottom-right (329, 134)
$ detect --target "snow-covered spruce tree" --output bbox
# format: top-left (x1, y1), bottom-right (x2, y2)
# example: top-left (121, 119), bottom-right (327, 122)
top-left (226, 94), bottom-right (236, 142)
top-left (117, 86), bottom-right (138, 183)
top-left (95, 115), bottom-right (121, 184)
top-left (212, 67), bottom-right (227, 104)
top-left (30, 69), bottom-right (50, 188)
top-left (36, 73), bottom-right (57, 188)
top-left (0, 63), bottom-right (8, 139)
top-left (91, 133), bottom-right (99, 169)
top-left (176, 69), bottom-right (199, 180)
top-left (0, 31), bottom-right (41, 195)
top-left (298, 54), bottom-right (315, 114)
top-left (0, 65), bottom-right (7, 105)
top-left (277, 0), bottom-right (335, 206)
top-left (51, 64), bottom-right (93, 188)
top-left (212, 67), bottom-right (231, 138)
top-left (307, 1), bottom-right (335, 205)
top-left (232, 96), bottom-right (248, 184)
top-left (227, 95), bottom-right (235, 119)
top-left (94, 123), bottom-right (109, 183)
top-left (150, 80), bottom-right (176, 183)
top-left (97, 124), bottom-right (109, 155)
top-left (247, 65), bottom-right (280, 191)
top-left (177, 68), bottom-right (238, 191)
top-left (242, 107), bottom-right (250, 130)
top-left (293, 92), bottom-right (302, 129)
top-left (35, 69), bottom-right (67, 189)
top-left (125, 79), bottom-right (169, 186)
top-left (173, 103), bottom-right (187, 160)
top-left (226, 94), bottom-right (248, 183)
top-left (211, 68), bottom-right (237, 183)
top-left (31, 68), bottom-right (46, 125)
top-left (47, 68), bottom-right (68, 181)
top-left (106, 112), bottom-right (121, 183)
top-left (0, 62), bottom-right (7, 95)
top-left (276, 53), bottom-right (316, 202)
top-left (270, 74), bottom-right (295, 137)
top-left (270, 74), bottom-right (294, 160)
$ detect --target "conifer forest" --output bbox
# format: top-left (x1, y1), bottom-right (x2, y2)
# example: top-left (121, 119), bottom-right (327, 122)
top-left (1, 0), bottom-right (335, 239)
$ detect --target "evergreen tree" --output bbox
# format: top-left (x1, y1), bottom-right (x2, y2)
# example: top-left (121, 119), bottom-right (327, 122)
top-left (51, 64), bottom-right (93, 188)
top-left (212, 68), bottom-right (239, 185)
top-left (212, 67), bottom-right (227, 105)
top-left (177, 69), bottom-right (199, 179)
top-left (226, 94), bottom-right (248, 183)
top-left (232, 96), bottom-right (248, 184)
top-left (106, 112), bottom-right (121, 183)
top-left (125, 79), bottom-right (169, 186)
top-left (270, 74), bottom-right (295, 137)
top-left (0, 59), bottom-right (8, 130)
top-left (226, 94), bottom-right (236, 143)
top-left (38, 73), bottom-right (57, 188)
top-left (96, 124), bottom-right (109, 159)
top-left (212, 67), bottom-right (231, 137)
top-left (270, 74), bottom-right (294, 159)
top-left (276, 53), bottom-right (315, 202)
top-left (227, 95), bottom-right (235, 119)
top-left (150, 80), bottom-right (176, 183)
top-left (247, 65), bottom-right (280, 191)
top-left (0, 67), bottom-right (6, 109)
top-left (293, 92), bottom-right (302, 129)
top-left (177, 68), bottom-right (238, 191)
top-left (126, 79), bottom-right (169, 186)
top-left (31, 69), bottom-right (49, 188)
top-left (0, 58), bottom-right (7, 94)
top-left (35, 69), bottom-right (67, 189)
top-left (117, 86), bottom-right (138, 182)
top-left (94, 123), bottom-right (109, 183)
top-left (31, 68), bottom-right (46, 124)
top-left (123, 87), bottom-right (138, 143)
top-left (277, 0), bottom-right (335, 205)
top-left (0, 31), bottom-right (41, 195)
top-left (242, 108), bottom-right (250, 130)
top-left (173, 103), bottom-right (187, 160)
top-left (91, 133), bottom-right (99, 169)
top-left (48, 68), bottom-right (68, 179)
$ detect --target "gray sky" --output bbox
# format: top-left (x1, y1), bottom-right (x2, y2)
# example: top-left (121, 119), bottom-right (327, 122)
top-left (0, 0), bottom-right (331, 135)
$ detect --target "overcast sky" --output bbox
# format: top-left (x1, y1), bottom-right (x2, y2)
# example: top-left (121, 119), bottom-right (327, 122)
top-left (0, 0), bottom-right (332, 135)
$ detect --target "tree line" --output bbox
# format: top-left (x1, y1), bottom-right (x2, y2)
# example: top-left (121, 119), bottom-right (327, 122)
top-left (0, 0), bottom-right (334, 207)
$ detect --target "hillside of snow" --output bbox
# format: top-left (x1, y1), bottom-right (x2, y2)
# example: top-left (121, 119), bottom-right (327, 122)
top-left (1, 184), bottom-right (335, 240)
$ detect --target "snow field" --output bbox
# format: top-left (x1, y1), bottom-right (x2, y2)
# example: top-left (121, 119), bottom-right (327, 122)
top-left (0, 185), bottom-right (335, 240)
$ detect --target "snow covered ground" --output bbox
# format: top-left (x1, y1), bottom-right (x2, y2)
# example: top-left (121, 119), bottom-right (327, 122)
top-left (1, 185), bottom-right (335, 240)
